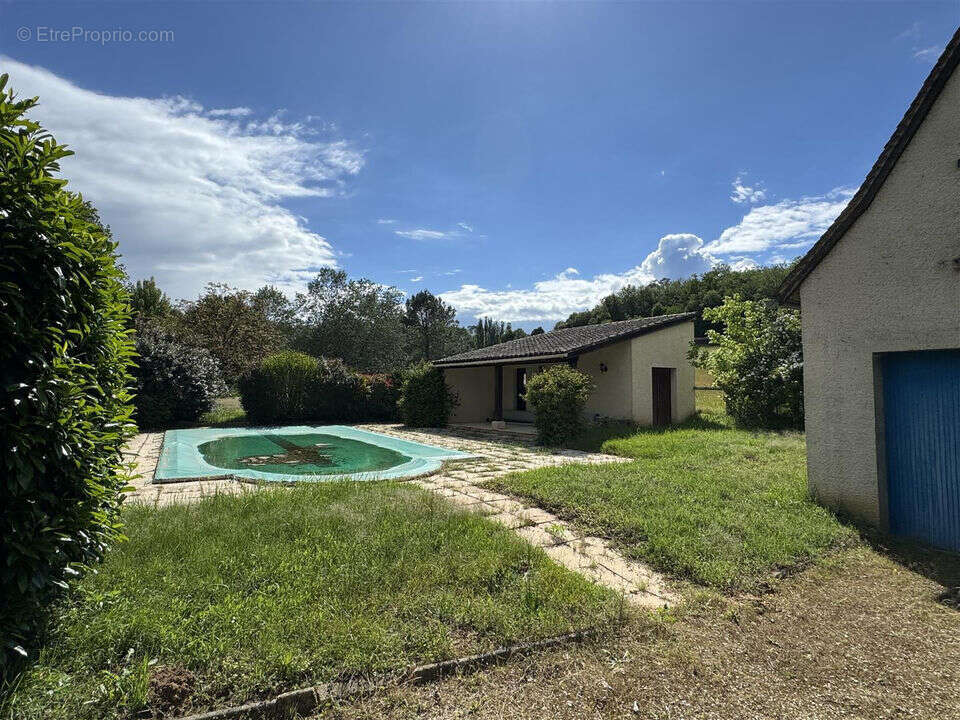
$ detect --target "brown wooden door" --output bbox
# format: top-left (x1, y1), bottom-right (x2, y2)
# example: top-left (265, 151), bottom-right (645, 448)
top-left (652, 368), bottom-right (672, 426)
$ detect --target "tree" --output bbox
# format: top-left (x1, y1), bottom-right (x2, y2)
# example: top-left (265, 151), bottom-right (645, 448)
top-left (402, 290), bottom-right (469, 361)
top-left (691, 295), bottom-right (803, 428)
top-left (128, 277), bottom-right (172, 326)
top-left (530, 326), bottom-right (545, 335)
top-left (294, 269), bottom-right (407, 372)
top-left (472, 317), bottom-right (528, 348)
top-left (177, 283), bottom-right (279, 386)
top-left (555, 264), bottom-right (794, 335)
top-left (252, 285), bottom-right (295, 326)
top-left (252, 285), bottom-right (296, 345)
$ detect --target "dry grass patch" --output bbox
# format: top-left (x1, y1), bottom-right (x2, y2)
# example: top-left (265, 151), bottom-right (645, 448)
top-left (317, 546), bottom-right (960, 719)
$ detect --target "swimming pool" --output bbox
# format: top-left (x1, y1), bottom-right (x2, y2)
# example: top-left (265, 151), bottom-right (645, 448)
top-left (154, 426), bottom-right (474, 483)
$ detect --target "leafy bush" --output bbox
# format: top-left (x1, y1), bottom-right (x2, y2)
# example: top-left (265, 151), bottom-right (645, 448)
top-left (398, 363), bottom-right (456, 427)
top-left (524, 365), bottom-right (594, 446)
top-left (238, 352), bottom-right (371, 423)
top-left (0, 75), bottom-right (135, 670)
top-left (133, 332), bottom-right (226, 429)
top-left (311, 356), bottom-right (365, 421)
top-left (360, 373), bottom-right (401, 420)
top-left (691, 295), bottom-right (803, 428)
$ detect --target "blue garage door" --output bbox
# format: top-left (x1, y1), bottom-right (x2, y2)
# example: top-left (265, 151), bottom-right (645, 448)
top-left (883, 350), bottom-right (960, 551)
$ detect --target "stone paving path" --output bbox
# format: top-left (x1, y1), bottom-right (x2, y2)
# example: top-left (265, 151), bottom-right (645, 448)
top-left (125, 431), bottom-right (251, 505)
top-left (124, 424), bottom-right (675, 607)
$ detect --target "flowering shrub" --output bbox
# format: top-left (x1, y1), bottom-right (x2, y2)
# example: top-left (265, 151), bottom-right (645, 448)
top-left (692, 295), bottom-right (803, 428)
top-left (133, 332), bottom-right (226, 428)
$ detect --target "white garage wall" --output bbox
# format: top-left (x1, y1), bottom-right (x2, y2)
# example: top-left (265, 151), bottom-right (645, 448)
top-left (799, 66), bottom-right (960, 526)
top-left (631, 320), bottom-right (696, 425)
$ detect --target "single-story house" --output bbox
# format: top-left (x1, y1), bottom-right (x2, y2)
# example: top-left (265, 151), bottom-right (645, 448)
top-left (778, 29), bottom-right (960, 551)
top-left (434, 312), bottom-right (696, 427)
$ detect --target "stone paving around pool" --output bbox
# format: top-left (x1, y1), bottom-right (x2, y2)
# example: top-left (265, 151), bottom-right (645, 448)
top-left (124, 424), bottom-right (676, 608)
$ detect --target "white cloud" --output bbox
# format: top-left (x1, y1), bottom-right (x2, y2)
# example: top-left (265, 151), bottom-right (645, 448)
top-left (706, 187), bottom-right (854, 254)
top-left (395, 228), bottom-right (451, 241)
top-left (441, 266), bottom-right (651, 323)
top-left (638, 233), bottom-right (716, 279)
top-left (2, 57), bottom-right (365, 299)
top-left (443, 187), bottom-right (855, 322)
top-left (441, 234), bottom-right (715, 322)
top-left (410, 276), bottom-right (423, 282)
top-left (730, 175), bottom-right (766, 204)
top-left (395, 223), bottom-right (478, 241)
top-left (896, 22), bottom-right (922, 41)
top-left (913, 45), bottom-right (943, 63)
top-left (727, 257), bottom-right (759, 271)
top-left (377, 218), bottom-right (397, 224)
top-left (207, 106), bottom-right (252, 117)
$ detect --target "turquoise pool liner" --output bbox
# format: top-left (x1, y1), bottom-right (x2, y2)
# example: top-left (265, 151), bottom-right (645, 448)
top-left (155, 425), bottom-right (475, 483)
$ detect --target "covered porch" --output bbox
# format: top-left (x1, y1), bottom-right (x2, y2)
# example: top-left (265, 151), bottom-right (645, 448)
top-left (438, 356), bottom-right (574, 426)
top-left (449, 420), bottom-right (538, 441)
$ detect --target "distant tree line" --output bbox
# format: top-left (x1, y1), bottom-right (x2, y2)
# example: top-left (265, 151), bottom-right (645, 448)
top-left (129, 270), bottom-right (548, 389)
top-left (555, 264), bottom-right (793, 336)
top-left (129, 263), bottom-right (795, 391)
top-left (470, 317), bottom-right (540, 348)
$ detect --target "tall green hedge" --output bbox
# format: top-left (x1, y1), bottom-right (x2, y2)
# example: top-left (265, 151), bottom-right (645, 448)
top-left (0, 75), bottom-right (136, 670)
top-left (360, 373), bottom-right (401, 421)
top-left (239, 352), bottom-right (396, 424)
top-left (239, 351), bottom-right (324, 423)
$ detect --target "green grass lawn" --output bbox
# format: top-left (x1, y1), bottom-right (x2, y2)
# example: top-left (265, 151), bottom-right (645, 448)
top-left (486, 391), bottom-right (856, 590)
top-left (694, 365), bottom-right (717, 388)
top-left (6, 483), bottom-right (617, 720)
top-left (695, 388), bottom-right (725, 415)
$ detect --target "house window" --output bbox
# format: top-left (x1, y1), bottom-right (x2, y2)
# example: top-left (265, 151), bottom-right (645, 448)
top-left (516, 368), bottom-right (527, 411)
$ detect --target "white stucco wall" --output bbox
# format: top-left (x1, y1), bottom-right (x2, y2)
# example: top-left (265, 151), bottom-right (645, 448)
top-left (444, 366), bottom-right (495, 423)
top-left (630, 320), bottom-right (696, 425)
top-left (579, 342), bottom-right (634, 420)
top-left (441, 319), bottom-right (696, 427)
top-left (799, 66), bottom-right (960, 526)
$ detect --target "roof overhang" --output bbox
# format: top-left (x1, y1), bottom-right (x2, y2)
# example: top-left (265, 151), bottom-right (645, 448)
top-left (776, 28), bottom-right (960, 307)
top-left (433, 313), bottom-right (696, 368)
top-left (433, 353), bottom-right (569, 369)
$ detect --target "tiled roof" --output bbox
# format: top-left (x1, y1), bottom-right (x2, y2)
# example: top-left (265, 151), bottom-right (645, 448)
top-left (778, 27), bottom-right (960, 305)
top-left (434, 313), bottom-right (695, 366)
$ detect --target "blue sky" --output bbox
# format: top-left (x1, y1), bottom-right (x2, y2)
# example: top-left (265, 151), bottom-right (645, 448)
top-left (2, 2), bottom-right (956, 327)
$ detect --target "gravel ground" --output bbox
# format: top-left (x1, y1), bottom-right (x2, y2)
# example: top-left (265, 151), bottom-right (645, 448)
top-left (315, 543), bottom-right (960, 720)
